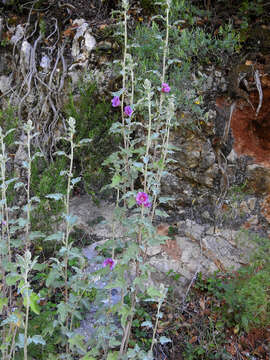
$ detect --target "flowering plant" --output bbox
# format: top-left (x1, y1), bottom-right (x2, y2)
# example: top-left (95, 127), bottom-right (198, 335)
top-left (111, 96), bottom-right (120, 107)
top-left (161, 82), bottom-right (171, 93)
top-left (136, 192), bottom-right (151, 207)
top-left (103, 258), bottom-right (116, 270)
top-left (124, 105), bottom-right (133, 117)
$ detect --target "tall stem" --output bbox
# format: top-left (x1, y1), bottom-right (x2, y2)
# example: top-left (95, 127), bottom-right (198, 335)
top-left (23, 272), bottom-right (30, 360)
top-left (25, 123), bottom-right (33, 250)
top-left (143, 86), bottom-right (152, 193)
top-left (64, 127), bottom-right (74, 304)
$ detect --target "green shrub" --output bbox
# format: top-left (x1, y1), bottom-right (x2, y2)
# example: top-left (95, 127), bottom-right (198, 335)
top-left (203, 235), bottom-right (270, 332)
top-left (64, 81), bottom-right (120, 194)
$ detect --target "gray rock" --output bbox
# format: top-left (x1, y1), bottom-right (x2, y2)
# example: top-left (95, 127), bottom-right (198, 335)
top-left (227, 149), bottom-right (238, 162)
top-left (71, 19), bottom-right (96, 68)
top-left (0, 74), bottom-right (11, 93)
top-left (40, 54), bottom-right (51, 72)
top-left (240, 201), bottom-right (250, 214)
top-left (20, 41), bottom-right (32, 72)
top-left (10, 24), bottom-right (25, 45)
top-left (247, 197), bottom-right (256, 211)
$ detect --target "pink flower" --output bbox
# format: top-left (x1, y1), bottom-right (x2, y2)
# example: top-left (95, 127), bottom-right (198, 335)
top-left (124, 106), bottom-right (133, 117)
top-left (103, 258), bottom-right (115, 270)
top-left (144, 201), bottom-right (151, 208)
top-left (161, 83), bottom-right (170, 93)
top-left (136, 192), bottom-right (151, 207)
top-left (112, 96), bottom-right (120, 107)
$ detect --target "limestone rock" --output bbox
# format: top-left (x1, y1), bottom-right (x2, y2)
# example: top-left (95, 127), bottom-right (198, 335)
top-left (247, 164), bottom-right (270, 194)
top-left (0, 74), bottom-right (11, 94)
top-left (20, 41), bottom-right (32, 73)
top-left (71, 19), bottom-right (96, 68)
top-left (10, 24), bottom-right (24, 45)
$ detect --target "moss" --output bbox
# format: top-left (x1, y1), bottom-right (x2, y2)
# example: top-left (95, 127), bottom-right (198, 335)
top-left (30, 156), bottom-right (67, 255)
top-left (64, 80), bottom-right (120, 195)
top-left (0, 104), bottom-right (18, 146)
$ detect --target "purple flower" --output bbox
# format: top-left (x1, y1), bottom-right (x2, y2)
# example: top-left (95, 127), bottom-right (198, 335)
top-left (124, 106), bottom-right (133, 117)
top-left (136, 192), bottom-right (151, 207)
top-left (111, 96), bottom-right (120, 107)
top-left (2, 220), bottom-right (6, 226)
top-left (103, 258), bottom-right (115, 270)
top-left (161, 83), bottom-right (170, 93)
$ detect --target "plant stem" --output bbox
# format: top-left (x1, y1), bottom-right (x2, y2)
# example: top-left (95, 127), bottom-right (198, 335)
top-left (25, 124), bottom-right (32, 250)
top-left (64, 122), bottom-right (75, 305)
top-left (143, 85), bottom-right (152, 193)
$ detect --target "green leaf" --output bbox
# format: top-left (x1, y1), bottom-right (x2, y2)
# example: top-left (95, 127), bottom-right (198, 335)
top-left (57, 301), bottom-right (69, 323)
top-left (18, 218), bottom-right (28, 227)
top-left (32, 152), bottom-right (44, 159)
top-left (6, 274), bottom-right (20, 286)
top-left (79, 138), bottom-right (92, 145)
top-left (44, 232), bottom-right (64, 242)
top-left (63, 213), bottom-right (78, 226)
top-left (29, 231), bottom-right (45, 240)
top-left (159, 336), bottom-right (171, 345)
top-left (71, 177), bottom-right (81, 185)
top-left (146, 286), bottom-right (162, 299)
top-left (108, 338), bottom-right (121, 348)
top-left (54, 151), bottom-right (67, 157)
top-left (119, 305), bottom-right (131, 329)
top-left (0, 297), bottom-right (8, 312)
top-left (23, 292), bottom-right (41, 315)
top-left (17, 334), bottom-right (24, 348)
top-left (111, 174), bottom-right (122, 187)
top-left (155, 209), bottom-right (169, 218)
top-left (29, 335), bottom-right (46, 345)
top-left (68, 334), bottom-right (86, 352)
top-left (46, 193), bottom-right (64, 201)
top-left (141, 320), bottom-right (153, 328)
top-left (46, 268), bottom-right (61, 287)
top-left (30, 196), bottom-right (40, 203)
top-left (107, 351), bottom-right (119, 360)
top-left (81, 354), bottom-right (96, 360)
top-left (112, 88), bottom-right (125, 97)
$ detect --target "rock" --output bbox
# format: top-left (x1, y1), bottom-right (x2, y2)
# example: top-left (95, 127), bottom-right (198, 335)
top-left (14, 134), bottom-right (28, 167)
top-left (97, 41), bottom-right (112, 51)
top-left (71, 19), bottom-right (96, 68)
top-left (84, 32), bottom-right (96, 53)
top-left (260, 194), bottom-right (270, 223)
top-left (245, 215), bottom-right (258, 225)
top-left (20, 41), bottom-right (32, 73)
top-left (227, 149), bottom-right (238, 162)
top-left (10, 24), bottom-right (24, 45)
top-left (68, 195), bottom-right (123, 239)
top-left (240, 200), bottom-right (250, 214)
top-left (183, 219), bottom-right (205, 241)
top-left (170, 128), bottom-right (217, 191)
top-left (0, 74), bottom-right (11, 94)
top-left (247, 164), bottom-right (270, 194)
top-left (247, 197), bottom-right (256, 211)
top-left (40, 54), bottom-right (51, 72)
